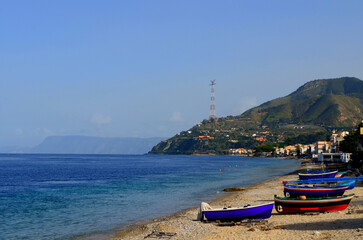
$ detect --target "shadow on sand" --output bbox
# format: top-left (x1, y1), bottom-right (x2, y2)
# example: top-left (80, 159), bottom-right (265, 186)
top-left (279, 218), bottom-right (363, 231)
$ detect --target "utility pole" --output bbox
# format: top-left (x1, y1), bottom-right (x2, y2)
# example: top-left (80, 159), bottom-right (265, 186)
top-left (209, 80), bottom-right (216, 121)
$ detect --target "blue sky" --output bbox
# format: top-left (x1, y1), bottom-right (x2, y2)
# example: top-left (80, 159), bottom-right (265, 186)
top-left (1, 0), bottom-right (363, 148)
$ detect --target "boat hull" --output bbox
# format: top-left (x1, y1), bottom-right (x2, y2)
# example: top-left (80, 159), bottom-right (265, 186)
top-left (283, 179), bottom-right (356, 190)
top-left (299, 171), bottom-right (338, 180)
top-left (284, 185), bottom-right (348, 197)
top-left (274, 194), bottom-right (354, 214)
top-left (276, 204), bottom-right (350, 214)
top-left (203, 202), bottom-right (274, 221)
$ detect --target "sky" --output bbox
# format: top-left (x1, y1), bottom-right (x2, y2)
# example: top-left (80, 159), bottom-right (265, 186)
top-left (1, 0), bottom-right (363, 148)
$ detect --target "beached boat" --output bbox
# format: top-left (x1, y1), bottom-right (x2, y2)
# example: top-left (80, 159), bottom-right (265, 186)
top-left (283, 179), bottom-right (356, 190)
top-left (198, 202), bottom-right (274, 221)
top-left (334, 171), bottom-right (349, 178)
top-left (283, 184), bottom-right (349, 197)
top-left (298, 170), bottom-right (338, 180)
top-left (274, 194), bottom-right (354, 214)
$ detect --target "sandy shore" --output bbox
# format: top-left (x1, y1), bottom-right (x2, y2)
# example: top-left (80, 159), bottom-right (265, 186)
top-left (103, 161), bottom-right (363, 240)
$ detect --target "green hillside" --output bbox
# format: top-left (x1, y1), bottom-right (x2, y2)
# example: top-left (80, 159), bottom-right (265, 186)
top-left (150, 77), bottom-right (363, 155)
top-left (243, 77), bottom-right (363, 126)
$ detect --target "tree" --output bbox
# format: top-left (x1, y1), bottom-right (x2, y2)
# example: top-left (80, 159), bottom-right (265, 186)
top-left (339, 122), bottom-right (363, 168)
top-left (340, 134), bottom-right (357, 153)
top-left (255, 144), bottom-right (275, 153)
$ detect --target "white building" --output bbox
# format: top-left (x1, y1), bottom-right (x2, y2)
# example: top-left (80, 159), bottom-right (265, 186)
top-left (317, 153), bottom-right (351, 163)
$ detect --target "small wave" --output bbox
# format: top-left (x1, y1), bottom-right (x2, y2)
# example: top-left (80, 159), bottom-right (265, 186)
top-left (39, 180), bottom-right (92, 185)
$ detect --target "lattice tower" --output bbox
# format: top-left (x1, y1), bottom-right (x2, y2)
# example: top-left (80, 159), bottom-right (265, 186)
top-left (209, 80), bottom-right (216, 120)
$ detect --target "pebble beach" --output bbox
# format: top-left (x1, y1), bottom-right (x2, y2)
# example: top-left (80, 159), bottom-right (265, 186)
top-left (103, 161), bottom-right (363, 240)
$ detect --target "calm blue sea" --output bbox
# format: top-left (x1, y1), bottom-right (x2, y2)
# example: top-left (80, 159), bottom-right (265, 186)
top-left (0, 154), bottom-right (300, 240)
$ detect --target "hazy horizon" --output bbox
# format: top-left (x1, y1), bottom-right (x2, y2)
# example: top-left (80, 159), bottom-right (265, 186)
top-left (2, 1), bottom-right (363, 148)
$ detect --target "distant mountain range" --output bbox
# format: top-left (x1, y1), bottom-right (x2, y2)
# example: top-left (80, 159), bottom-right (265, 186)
top-left (29, 136), bottom-right (165, 154)
top-left (150, 77), bottom-right (363, 154)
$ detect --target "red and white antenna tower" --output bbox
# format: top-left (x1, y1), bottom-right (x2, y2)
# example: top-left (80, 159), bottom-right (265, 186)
top-left (209, 80), bottom-right (216, 121)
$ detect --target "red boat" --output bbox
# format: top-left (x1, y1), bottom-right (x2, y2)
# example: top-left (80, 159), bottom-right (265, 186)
top-left (274, 194), bottom-right (354, 214)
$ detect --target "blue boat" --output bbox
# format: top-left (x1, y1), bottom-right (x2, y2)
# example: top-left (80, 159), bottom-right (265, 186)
top-left (284, 184), bottom-right (349, 197)
top-left (298, 170), bottom-right (338, 180)
top-left (199, 202), bottom-right (274, 222)
top-left (283, 179), bottom-right (356, 190)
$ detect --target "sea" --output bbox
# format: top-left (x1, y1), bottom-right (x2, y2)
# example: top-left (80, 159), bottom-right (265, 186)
top-left (0, 154), bottom-right (300, 240)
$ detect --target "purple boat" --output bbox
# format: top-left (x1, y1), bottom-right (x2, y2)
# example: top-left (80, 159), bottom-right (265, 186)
top-left (198, 202), bottom-right (274, 222)
top-left (299, 170), bottom-right (338, 180)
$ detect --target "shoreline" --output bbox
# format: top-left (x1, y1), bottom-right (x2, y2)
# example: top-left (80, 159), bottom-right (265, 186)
top-left (96, 160), bottom-right (302, 240)
top-left (100, 159), bottom-right (363, 239)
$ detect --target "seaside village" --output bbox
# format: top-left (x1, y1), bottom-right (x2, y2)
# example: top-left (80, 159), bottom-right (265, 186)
top-left (229, 130), bottom-right (352, 163)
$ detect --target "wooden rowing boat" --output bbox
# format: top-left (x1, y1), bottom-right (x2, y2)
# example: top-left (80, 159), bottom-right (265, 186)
top-left (283, 179), bottom-right (356, 190)
top-left (283, 184), bottom-right (349, 197)
top-left (298, 170), bottom-right (338, 180)
top-left (199, 202), bottom-right (274, 221)
top-left (274, 194), bottom-right (354, 214)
